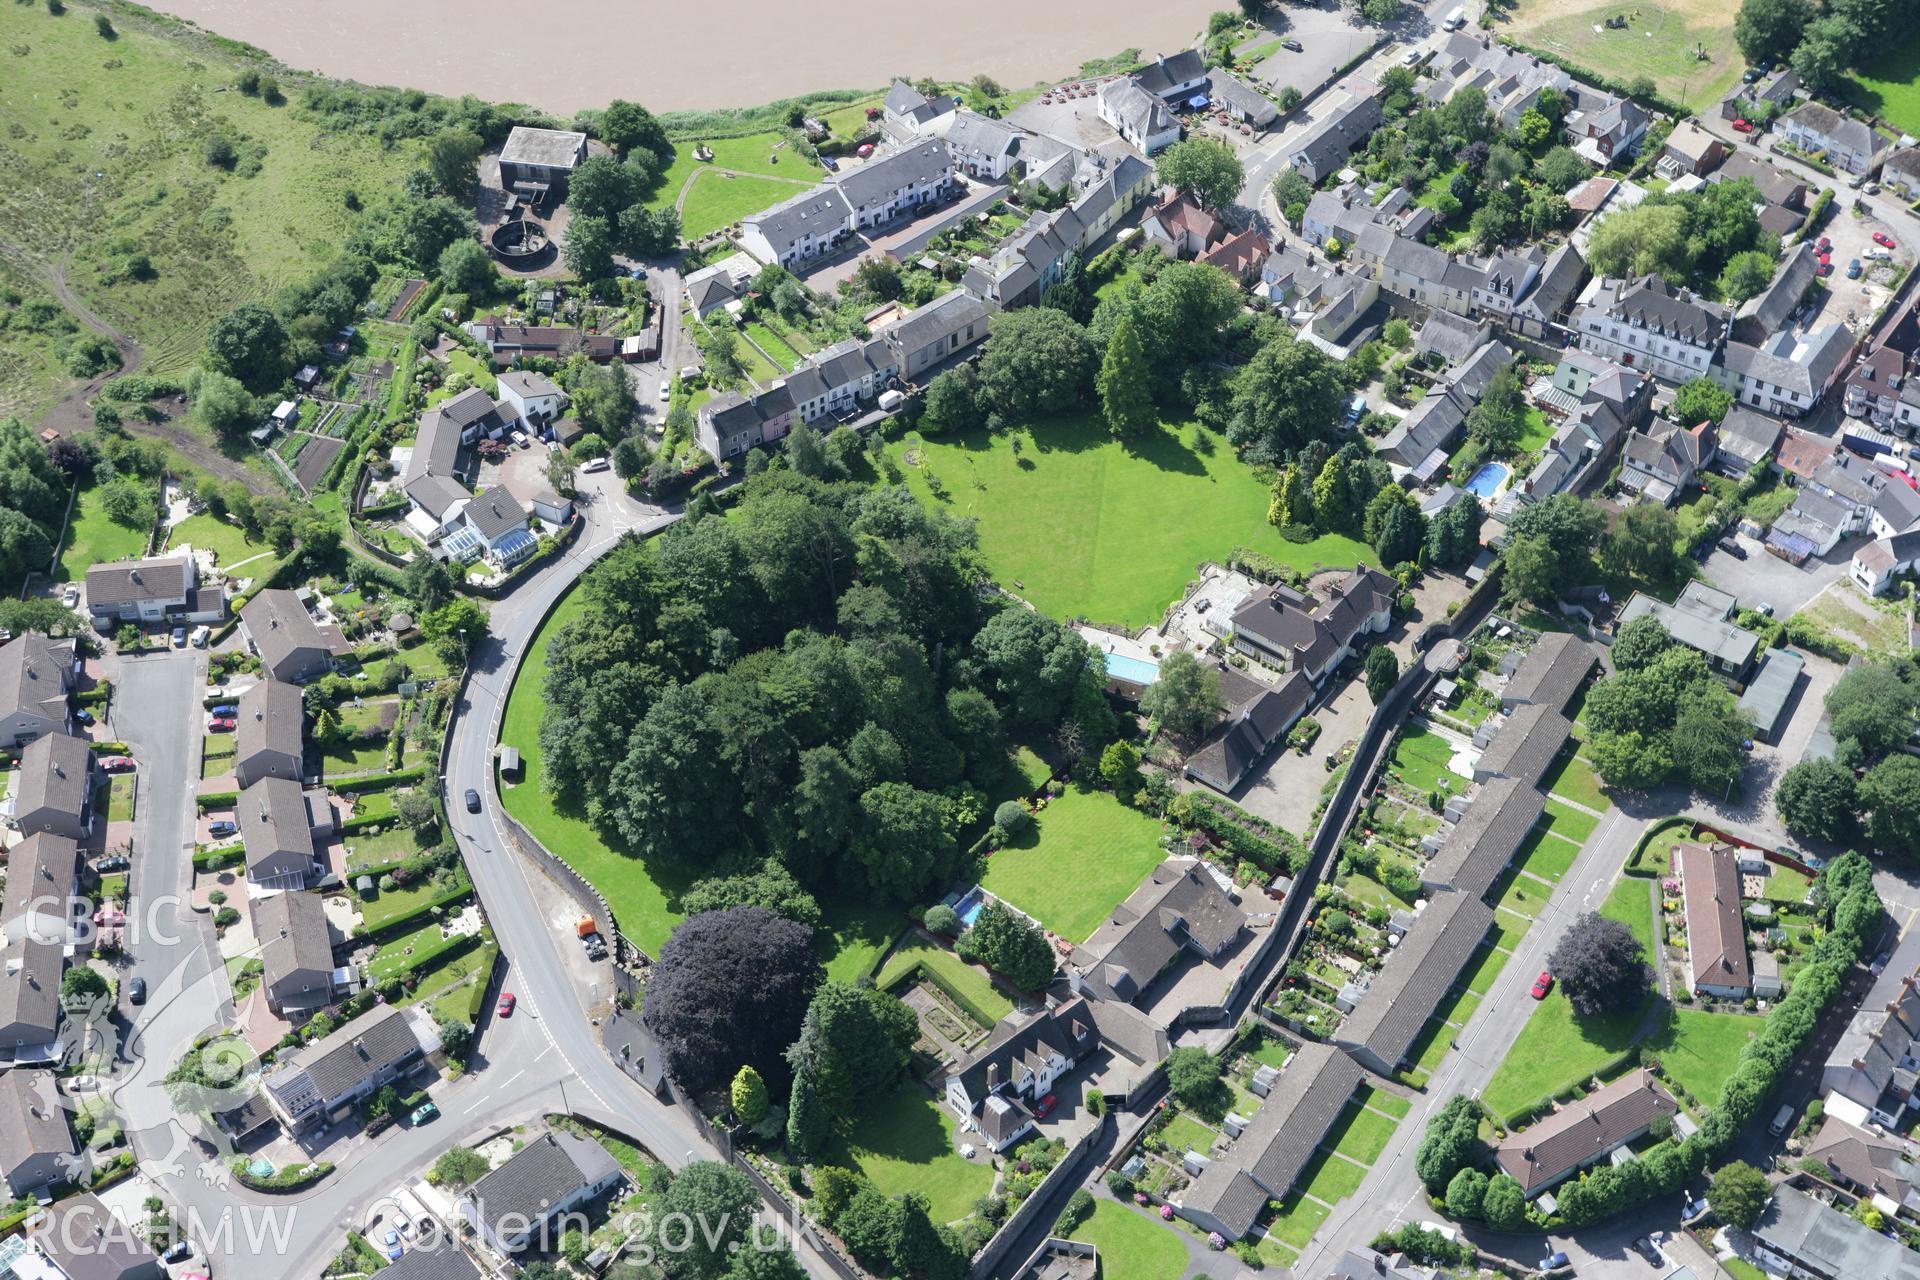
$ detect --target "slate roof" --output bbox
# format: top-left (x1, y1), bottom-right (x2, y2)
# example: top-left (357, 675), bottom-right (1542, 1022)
top-left (829, 139), bottom-right (951, 211)
top-left (1754, 1186), bottom-right (1920, 1280)
top-left (1827, 927), bottom-right (1920, 1103)
top-left (1717, 407), bottom-right (1785, 468)
top-left (252, 890), bottom-right (333, 998)
top-left (467, 1130), bottom-right (622, 1244)
top-left (34, 1193), bottom-right (161, 1280)
top-left (1474, 702), bottom-right (1571, 787)
top-left (1183, 669), bottom-right (1312, 793)
top-left (463, 489), bottom-right (528, 541)
top-left (1337, 892), bottom-right (1494, 1070)
top-left (887, 289), bottom-right (987, 358)
top-left (1377, 391), bottom-right (1467, 468)
top-left (1326, 1250), bottom-right (1433, 1280)
top-left (238, 776), bottom-right (316, 880)
top-left (498, 126), bottom-right (587, 171)
top-left (497, 370), bottom-right (561, 401)
top-left (1516, 242), bottom-right (1588, 325)
top-left (1099, 78), bottom-right (1175, 142)
top-left (1618, 589), bottom-right (1759, 671)
top-left (1676, 841), bottom-right (1751, 992)
top-left (1415, 310), bottom-right (1489, 365)
top-left (1069, 859), bottom-right (1245, 1004)
top-left (1423, 777), bottom-right (1544, 899)
top-left (743, 186), bottom-right (855, 256)
top-left (84, 555), bottom-right (191, 608)
top-left (1208, 74), bottom-right (1279, 127)
top-left (1806, 1116), bottom-right (1920, 1207)
top-left (1133, 49), bottom-right (1208, 98)
top-left (0, 1068), bottom-right (74, 1182)
top-left (1501, 632), bottom-right (1598, 712)
top-left (948, 997), bottom-right (1098, 1107)
top-left (943, 110), bottom-right (1024, 162)
top-left (0, 634), bottom-right (71, 724)
top-left (1784, 101), bottom-right (1879, 160)
top-left (1493, 1069), bottom-right (1676, 1193)
top-left (1290, 92), bottom-right (1383, 176)
top-left (3, 833), bottom-right (79, 929)
top-left (236, 679), bottom-right (303, 772)
top-left (1230, 567), bottom-right (1396, 671)
top-left (16, 732), bottom-right (91, 825)
top-left (1712, 151), bottom-right (1807, 209)
top-left (1597, 275), bottom-right (1729, 344)
top-left (1735, 242), bottom-right (1817, 342)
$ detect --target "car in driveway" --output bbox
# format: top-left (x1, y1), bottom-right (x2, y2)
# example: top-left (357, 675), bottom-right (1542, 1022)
top-left (1876, 231), bottom-right (1899, 248)
top-left (382, 1231), bottom-right (403, 1261)
top-left (1530, 970), bottom-right (1553, 999)
top-left (1718, 538), bottom-right (1748, 560)
top-left (497, 992), bottom-right (516, 1018)
top-left (61, 585), bottom-right (79, 608)
top-left (207, 820), bottom-right (237, 838)
top-left (73, 708), bottom-right (92, 725)
top-left (97, 756), bottom-right (133, 773)
top-left (582, 456), bottom-right (611, 473)
top-left (207, 717), bottom-right (236, 732)
top-left (659, 379), bottom-right (670, 401)
top-left (1732, 118), bottom-right (1754, 132)
top-left (1035, 1093), bottom-right (1058, 1118)
top-left (95, 854), bottom-right (129, 872)
top-left (1632, 1235), bottom-right (1665, 1266)
top-left (207, 704), bottom-right (236, 717)
top-left (1816, 260), bottom-right (1833, 277)
top-left (1539, 1251), bottom-right (1569, 1273)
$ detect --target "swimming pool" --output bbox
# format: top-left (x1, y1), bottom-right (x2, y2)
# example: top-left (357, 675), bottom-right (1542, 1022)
top-left (1464, 462), bottom-right (1510, 498)
top-left (949, 886), bottom-right (987, 928)
top-left (1104, 652), bottom-right (1161, 686)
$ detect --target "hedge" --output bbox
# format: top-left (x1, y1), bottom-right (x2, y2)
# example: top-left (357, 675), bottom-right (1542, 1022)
top-left (73, 682), bottom-right (113, 708)
top-left (885, 959), bottom-right (1003, 1028)
top-left (329, 767), bottom-right (428, 795)
top-left (369, 927), bottom-right (477, 982)
top-left (231, 1158), bottom-right (334, 1192)
top-left (1171, 792), bottom-right (1310, 874)
top-left (1623, 816), bottom-right (1694, 877)
top-left (462, 936), bottom-right (502, 1025)
top-left (192, 846), bottom-right (245, 872)
top-left (196, 791), bottom-right (238, 812)
top-left (358, 882), bottom-right (474, 945)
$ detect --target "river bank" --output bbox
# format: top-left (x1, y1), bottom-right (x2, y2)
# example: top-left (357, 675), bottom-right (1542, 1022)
top-left (137, 0), bottom-right (1221, 114)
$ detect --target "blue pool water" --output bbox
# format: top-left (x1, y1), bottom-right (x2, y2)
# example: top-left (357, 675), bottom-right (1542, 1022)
top-left (1464, 462), bottom-right (1510, 498)
top-left (1104, 652), bottom-right (1161, 685)
top-left (951, 887), bottom-right (986, 928)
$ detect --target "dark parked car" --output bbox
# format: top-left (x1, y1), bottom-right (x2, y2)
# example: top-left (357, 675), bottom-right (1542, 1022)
top-left (73, 708), bottom-right (93, 725)
top-left (95, 855), bottom-right (129, 873)
top-left (1718, 539), bottom-right (1748, 560)
top-left (1848, 258), bottom-right (1863, 278)
top-left (162, 1242), bottom-right (193, 1264)
top-left (128, 977), bottom-right (147, 1005)
top-left (1632, 1236), bottom-right (1664, 1266)
top-left (208, 704), bottom-right (236, 717)
top-left (1282, 38), bottom-right (1303, 51)
top-left (464, 788), bottom-right (482, 813)
top-left (208, 820), bottom-right (237, 838)
top-left (1539, 1252), bottom-right (1569, 1272)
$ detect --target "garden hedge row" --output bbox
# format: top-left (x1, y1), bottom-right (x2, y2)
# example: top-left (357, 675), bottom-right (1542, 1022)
top-left (1171, 791), bottom-right (1310, 874)
top-left (462, 937), bottom-right (501, 1025)
top-left (192, 846), bottom-right (244, 873)
top-left (883, 958), bottom-right (1003, 1029)
top-left (230, 1158), bottom-right (334, 1192)
top-left (1623, 816), bottom-right (1694, 877)
top-left (357, 882), bottom-right (474, 945)
top-left (329, 766), bottom-right (428, 795)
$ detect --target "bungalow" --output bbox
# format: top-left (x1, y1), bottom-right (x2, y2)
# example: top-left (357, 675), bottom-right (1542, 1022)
top-left (239, 590), bottom-right (339, 684)
top-left (1174, 1043), bottom-right (1363, 1240)
top-left (1618, 419), bottom-right (1716, 505)
top-left (1472, 702), bottom-right (1572, 789)
top-left (0, 1068), bottom-right (76, 1195)
top-left (251, 890), bottom-right (339, 1018)
top-left (1778, 100), bottom-right (1885, 176)
top-left (1183, 667), bottom-right (1312, 795)
top-left (1097, 78), bottom-right (1179, 155)
top-left (13, 733), bottom-right (94, 842)
top-left (0, 937), bottom-right (62, 1068)
top-left (1752, 1187), bottom-right (1920, 1280)
top-left (263, 1004), bottom-right (438, 1134)
top-left (1140, 191), bottom-right (1224, 259)
top-left (1675, 841), bottom-right (1751, 998)
top-left (0, 635), bottom-right (73, 748)
top-left (1208, 75), bottom-right (1280, 131)
top-left (460, 1130), bottom-right (625, 1260)
top-left (494, 370), bottom-right (567, 427)
top-left (1333, 891), bottom-right (1494, 1075)
top-left (1500, 631), bottom-right (1600, 714)
top-left (1066, 859), bottom-right (1247, 1009)
top-left (1419, 776), bottom-right (1543, 900)
top-left (943, 998), bottom-right (1099, 1152)
top-left (1822, 927), bottom-right (1920, 1124)
top-left (1617, 582), bottom-right (1759, 683)
top-left (496, 126), bottom-right (587, 197)
top-left (1493, 1069), bottom-right (1677, 1196)
top-left (234, 679), bottom-right (303, 789)
top-left (1227, 566), bottom-right (1396, 684)
top-left (239, 776), bottom-right (320, 892)
top-left (84, 554), bottom-right (224, 629)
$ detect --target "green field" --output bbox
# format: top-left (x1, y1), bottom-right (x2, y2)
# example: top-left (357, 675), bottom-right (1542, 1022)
top-left (1387, 725), bottom-right (1460, 794)
top-left (1066, 1201), bottom-right (1191, 1280)
top-left (1514, 827), bottom-right (1583, 885)
top-left (827, 1085), bottom-right (993, 1225)
top-left (1480, 986), bottom-right (1646, 1121)
top-left (55, 484), bottom-right (150, 583)
top-left (1599, 876), bottom-right (1657, 958)
top-left (1651, 1008), bottom-right (1754, 1108)
top-left (1506, 0), bottom-right (1743, 112)
top-left (875, 934), bottom-right (1013, 1023)
top-left (979, 785), bottom-right (1167, 943)
top-left (646, 133), bottom-right (820, 240)
top-left (1543, 751), bottom-right (1609, 812)
top-left (0, 2), bottom-right (418, 412)
top-left (1845, 29), bottom-right (1920, 135)
top-left (888, 417), bottom-right (1373, 629)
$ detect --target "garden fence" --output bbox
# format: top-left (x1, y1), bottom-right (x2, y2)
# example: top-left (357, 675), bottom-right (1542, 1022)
top-left (966, 1111), bottom-right (1110, 1280)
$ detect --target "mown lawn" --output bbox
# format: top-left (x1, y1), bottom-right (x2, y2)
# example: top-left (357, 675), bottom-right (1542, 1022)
top-left (1540, 798), bottom-right (1599, 845)
top-left (1648, 1007), bottom-right (1755, 1109)
top-left (1506, 0), bottom-right (1741, 111)
top-left (1543, 751), bottom-right (1609, 812)
top-left (679, 171), bottom-right (814, 240)
top-left (1480, 987), bottom-right (1647, 1122)
top-left (166, 512), bottom-right (280, 577)
top-left (1513, 827), bottom-right (1583, 885)
top-left (55, 485), bottom-right (151, 584)
top-left (979, 785), bottom-right (1167, 943)
top-left (1354, 1084), bottom-right (1411, 1119)
top-left (1599, 876), bottom-right (1658, 959)
top-left (888, 417), bottom-right (1373, 629)
top-left (1387, 725), bottom-right (1461, 793)
top-left (1845, 27), bottom-right (1920, 135)
top-left (875, 934), bottom-right (1012, 1022)
top-left (358, 879), bottom-right (460, 930)
top-left (1160, 1112), bottom-right (1219, 1156)
top-left (1325, 1102), bottom-right (1398, 1165)
top-left (1066, 1201), bottom-right (1191, 1280)
top-left (646, 133), bottom-right (820, 239)
top-left (1265, 1191), bottom-right (1333, 1247)
top-left (828, 1085), bottom-right (993, 1225)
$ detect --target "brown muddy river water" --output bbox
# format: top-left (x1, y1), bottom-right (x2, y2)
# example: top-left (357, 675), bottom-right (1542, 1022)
top-left (144, 0), bottom-right (1221, 113)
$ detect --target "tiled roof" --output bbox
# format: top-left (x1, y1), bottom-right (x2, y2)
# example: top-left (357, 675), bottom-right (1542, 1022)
top-left (1494, 1069), bottom-right (1676, 1193)
top-left (1069, 859), bottom-right (1245, 1004)
top-left (0, 1068), bottom-right (74, 1181)
top-left (238, 776), bottom-right (316, 880)
top-left (1502, 632), bottom-right (1598, 713)
top-left (467, 1130), bottom-right (623, 1242)
top-left (1337, 892), bottom-right (1493, 1070)
top-left (2, 833), bottom-right (78, 930)
top-left (15, 732), bottom-right (91, 825)
top-left (1474, 702), bottom-right (1571, 787)
top-left (1676, 841), bottom-right (1751, 991)
top-left (236, 679), bottom-right (303, 776)
top-left (0, 634), bottom-right (70, 724)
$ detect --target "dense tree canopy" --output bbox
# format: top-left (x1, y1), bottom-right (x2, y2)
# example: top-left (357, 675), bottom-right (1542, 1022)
top-left (1154, 138), bottom-right (1245, 211)
top-left (1775, 758), bottom-right (1859, 844)
top-left (642, 906), bottom-right (822, 1092)
top-left (974, 308), bottom-right (1097, 426)
top-left (1415, 1095), bottom-right (1484, 1194)
top-left (1547, 912), bottom-right (1651, 1016)
top-left (1228, 331), bottom-right (1347, 462)
top-left (1825, 661), bottom-right (1918, 760)
top-left (1141, 649), bottom-right (1224, 738)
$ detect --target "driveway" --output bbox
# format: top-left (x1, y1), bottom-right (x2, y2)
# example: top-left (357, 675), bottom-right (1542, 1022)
top-left (1697, 534), bottom-right (1850, 617)
top-left (1226, 674), bottom-right (1373, 835)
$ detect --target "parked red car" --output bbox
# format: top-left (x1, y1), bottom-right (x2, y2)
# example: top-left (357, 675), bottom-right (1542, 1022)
top-left (497, 993), bottom-right (516, 1018)
top-left (1035, 1094), bottom-right (1058, 1118)
top-left (1817, 236), bottom-right (1832, 252)
top-left (207, 717), bottom-right (236, 733)
top-left (97, 756), bottom-right (134, 773)
top-left (1731, 118), bottom-right (1754, 133)
top-left (1816, 261), bottom-right (1834, 277)
top-left (1530, 971), bottom-right (1554, 1000)
top-left (1875, 231), bottom-right (1899, 248)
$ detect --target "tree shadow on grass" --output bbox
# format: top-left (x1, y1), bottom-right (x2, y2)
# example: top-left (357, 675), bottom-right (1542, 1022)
top-left (833, 1085), bottom-right (954, 1174)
